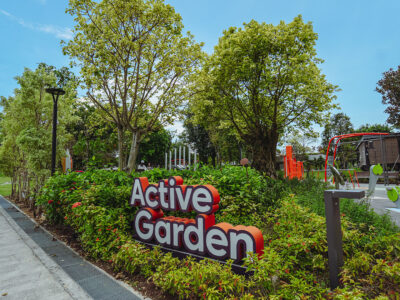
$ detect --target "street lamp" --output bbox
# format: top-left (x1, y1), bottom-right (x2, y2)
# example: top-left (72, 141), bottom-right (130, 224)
top-left (45, 87), bottom-right (65, 176)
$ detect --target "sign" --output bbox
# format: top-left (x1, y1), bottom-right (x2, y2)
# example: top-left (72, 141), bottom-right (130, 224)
top-left (130, 176), bottom-right (264, 262)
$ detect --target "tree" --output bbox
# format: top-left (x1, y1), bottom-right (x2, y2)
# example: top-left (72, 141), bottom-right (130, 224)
top-left (321, 112), bottom-right (356, 168)
top-left (355, 123), bottom-right (392, 133)
top-left (321, 112), bottom-right (354, 151)
top-left (376, 66), bottom-right (400, 128)
top-left (183, 114), bottom-right (217, 165)
top-left (67, 102), bottom-right (119, 169)
top-left (136, 128), bottom-right (171, 167)
top-left (0, 64), bottom-right (77, 207)
top-left (63, 0), bottom-right (203, 172)
top-left (191, 16), bottom-right (337, 177)
top-left (286, 130), bottom-right (318, 162)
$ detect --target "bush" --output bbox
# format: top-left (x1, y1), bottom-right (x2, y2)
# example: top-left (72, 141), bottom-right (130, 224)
top-left (35, 167), bottom-right (400, 298)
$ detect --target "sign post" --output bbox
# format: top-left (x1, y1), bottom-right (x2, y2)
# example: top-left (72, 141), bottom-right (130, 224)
top-left (324, 190), bottom-right (365, 290)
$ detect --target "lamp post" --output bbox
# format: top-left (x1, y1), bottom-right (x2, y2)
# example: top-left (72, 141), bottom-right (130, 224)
top-left (45, 87), bottom-right (65, 176)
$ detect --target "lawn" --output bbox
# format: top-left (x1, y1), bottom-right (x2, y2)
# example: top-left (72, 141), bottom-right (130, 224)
top-left (0, 176), bottom-right (11, 197)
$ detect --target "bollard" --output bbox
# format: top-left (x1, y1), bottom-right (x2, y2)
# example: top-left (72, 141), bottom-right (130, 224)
top-left (324, 190), bottom-right (365, 290)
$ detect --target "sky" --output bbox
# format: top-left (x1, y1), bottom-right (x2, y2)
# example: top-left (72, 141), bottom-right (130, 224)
top-left (1, 0), bottom-right (400, 136)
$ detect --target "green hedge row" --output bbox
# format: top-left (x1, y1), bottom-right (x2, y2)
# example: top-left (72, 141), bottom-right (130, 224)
top-left (36, 167), bottom-right (400, 298)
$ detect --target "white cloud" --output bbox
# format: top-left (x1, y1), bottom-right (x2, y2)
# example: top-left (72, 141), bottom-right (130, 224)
top-left (0, 9), bottom-right (72, 40)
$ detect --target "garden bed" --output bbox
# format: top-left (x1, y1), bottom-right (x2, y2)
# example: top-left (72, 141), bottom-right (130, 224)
top-left (31, 166), bottom-right (400, 299)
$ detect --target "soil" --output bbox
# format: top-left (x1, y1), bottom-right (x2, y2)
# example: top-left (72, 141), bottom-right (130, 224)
top-left (5, 196), bottom-right (176, 300)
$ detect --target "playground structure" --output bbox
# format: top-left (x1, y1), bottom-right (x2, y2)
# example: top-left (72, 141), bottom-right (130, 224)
top-left (367, 164), bottom-right (383, 196)
top-left (165, 146), bottom-right (197, 170)
top-left (324, 132), bottom-right (390, 182)
top-left (312, 168), bottom-right (360, 188)
top-left (284, 145), bottom-right (304, 179)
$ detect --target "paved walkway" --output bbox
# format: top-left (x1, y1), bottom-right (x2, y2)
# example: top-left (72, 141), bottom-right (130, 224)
top-left (0, 202), bottom-right (88, 299)
top-left (0, 196), bottom-right (145, 300)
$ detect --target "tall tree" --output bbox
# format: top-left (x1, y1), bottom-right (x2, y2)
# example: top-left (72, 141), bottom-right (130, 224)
top-left (191, 16), bottom-right (337, 177)
top-left (183, 115), bottom-right (217, 165)
top-left (376, 66), bottom-right (400, 128)
top-left (63, 0), bottom-right (203, 172)
top-left (321, 112), bottom-right (355, 168)
top-left (321, 112), bottom-right (354, 151)
top-left (0, 65), bottom-right (77, 207)
top-left (67, 102), bottom-right (119, 169)
top-left (286, 130), bottom-right (318, 161)
top-left (137, 128), bottom-right (171, 167)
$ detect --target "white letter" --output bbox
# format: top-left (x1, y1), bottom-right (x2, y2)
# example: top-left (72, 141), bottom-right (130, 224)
top-left (134, 209), bottom-right (154, 241)
top-left (145, 185), bottom-right (159, 209)
top-left (183, 216), bottom-right (204, 253)
top-left (158, 181), bottom-right (168, 210)
top-left (130, 178), bottom-right (145, 207)
top-left (192, 187), bottom-right (212, 213)
top-left (155, 220), bottom-right (171, 246)
top-left (206, 228), bottom-right (228, 258)
top-left (175, 186), bottom-right (193, 212)
top-left (229, 230), bottom-right (255, 261)
top-left (172, 222), bottom-right (185, 247)
top-left (167, 178), bottom-right (176, 210)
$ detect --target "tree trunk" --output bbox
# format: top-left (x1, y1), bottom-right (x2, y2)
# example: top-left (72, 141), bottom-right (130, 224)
top-left (11, 171), bottom-right (17, 199)
top-left (127, 131), bottom-right (141, 173)
top-left (117, 127), bottom-right (126, 170)
top-left (249, 130), bottom-right (278, 178)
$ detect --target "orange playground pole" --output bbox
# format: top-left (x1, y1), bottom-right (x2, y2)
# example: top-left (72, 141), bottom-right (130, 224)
top-left (348, 170), bottom-right (355, 189)
top-left (354, 170), bottom-right (360, 187)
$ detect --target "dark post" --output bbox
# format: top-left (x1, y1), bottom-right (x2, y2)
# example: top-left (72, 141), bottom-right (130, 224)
top-left (45, 88), bottom-right (65, 176)
top-left (324, 190), bottom-right (365, 290)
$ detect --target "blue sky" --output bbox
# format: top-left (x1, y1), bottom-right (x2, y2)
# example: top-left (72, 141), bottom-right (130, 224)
top-left (1, 0), bottom-right (400, 132)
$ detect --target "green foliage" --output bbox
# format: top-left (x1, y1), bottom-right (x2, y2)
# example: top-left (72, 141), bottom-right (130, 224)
top-left (0, 64), bottom-right (78, 201)
top-left (190, 16), bottom-right (338, 176)
top-left (137, 129), bottom-right (172, 167)
top-left (37, 167), bottom-right (400, 298)
top-left (63, 0), bottom-right (204, 172)
top-left (355, 123), bottom-right (392, 133)
top-left (376, 65), bottom-right (400, 128)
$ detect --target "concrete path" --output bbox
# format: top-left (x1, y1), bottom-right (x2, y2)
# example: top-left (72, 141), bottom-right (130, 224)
top-left (0, 196), bottom-right (145, 300)
top-left (0, 202), bottom-right (89, 300)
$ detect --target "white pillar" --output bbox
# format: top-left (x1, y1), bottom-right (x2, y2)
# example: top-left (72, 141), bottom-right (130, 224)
top-left (188, 148), bottom-right (191, 167)
top-left (179, 146), bottom-right (181, 167)
top-left (169, 151), bottom-right (172, 170)
top-left (194, 149), bottom-right (197, 170)
top-left (174, 148), bottom-right (177, 168)
top-left (183, 146), bottom-right (186, 167)
top-left (165, 152), bottom-right (167, 169)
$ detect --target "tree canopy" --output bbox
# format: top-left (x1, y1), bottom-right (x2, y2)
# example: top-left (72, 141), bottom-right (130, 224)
top-left (190, 16), bottom-right (337, 176)
top-left (376, 65), bottom-right (400, 128)
top-left (63, 0), bottom-right (203, 172)
top-left (0, 64), bottom-right (77, 206)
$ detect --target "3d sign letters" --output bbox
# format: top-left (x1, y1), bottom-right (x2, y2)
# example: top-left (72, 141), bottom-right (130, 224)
top-left (130, 176), bottom-right (264, 262)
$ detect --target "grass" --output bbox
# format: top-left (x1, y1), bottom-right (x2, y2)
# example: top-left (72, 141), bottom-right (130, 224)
top-left (0, 176), bottom-right (11, 197)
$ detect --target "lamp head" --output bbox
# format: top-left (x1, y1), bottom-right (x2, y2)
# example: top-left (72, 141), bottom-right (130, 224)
top-left (45, 87), bottom-right (65, 96)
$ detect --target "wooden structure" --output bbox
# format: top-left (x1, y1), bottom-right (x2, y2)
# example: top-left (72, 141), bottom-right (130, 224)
top-left (356, 133), bottom-right (400, 171)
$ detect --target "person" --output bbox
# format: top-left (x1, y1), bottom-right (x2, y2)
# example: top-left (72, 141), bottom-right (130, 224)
top-left (137, 160), bottom-right (147, 171)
